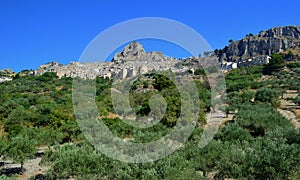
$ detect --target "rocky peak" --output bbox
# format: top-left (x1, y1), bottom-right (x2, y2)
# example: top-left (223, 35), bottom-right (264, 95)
top-left (121, 41), bottom-right (146, 58)
top-left (220, 26), bottom-right (300, 62)
top-left (260, 26), bottom-right (300, 38)
top-left (112, 41), bottom-right (146, 63)
top-left (112, 41), bottom-right (167, 64)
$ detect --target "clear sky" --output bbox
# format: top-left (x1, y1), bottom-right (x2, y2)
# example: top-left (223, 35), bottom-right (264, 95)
top-left (1, 0), bottom-right (300, 72)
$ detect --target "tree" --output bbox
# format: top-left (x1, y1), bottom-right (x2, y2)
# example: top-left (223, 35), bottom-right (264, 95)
top-left (2, 135), bottom-right (36, 171)
top-left (218, 123), bottom-right (253, 142)
top-left (194, 68), bottom-right (206, 76)
top-left (244, 137), bottom-right (300, 179)
top-left (36, 72), bottom-right (58, 82)
top-left (236, 103), bottom-right (292, 137)
top-left (13, 73), bottom-right (20, 80)
top-left (216, 142), bottom-right (247, 178)
top-left (269, 53), bottom-right (284, 66)
top-left (4, 106), bottom-right (32, 136)
top-left (0, 86), bottom-right (4, 103)
top-left (293, 96), bottom-right (300, 106)
top-left (255, 88), bottom-right (280, 107)
top-left (284, 50), bottom-right (294, 61)
top-left (0, 135), bottom-right (8, 157)
top-left (152, 73), bottom-right (175, 91)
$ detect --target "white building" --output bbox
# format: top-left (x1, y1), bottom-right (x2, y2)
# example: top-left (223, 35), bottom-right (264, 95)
top-left (0, 77), bottom-right (12, 83)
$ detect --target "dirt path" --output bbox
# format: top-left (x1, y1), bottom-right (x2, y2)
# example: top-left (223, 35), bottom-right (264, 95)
top-left (278, 90), bottom-right (300, 128)
top-left (0, 147), bottom-right (49, 179)
top-left (19, 156), bottom-right (48, 179)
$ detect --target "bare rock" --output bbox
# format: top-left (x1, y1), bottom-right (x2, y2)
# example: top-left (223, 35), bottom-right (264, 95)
top-left (221, 26), bottom-right (300, 62)
top-left (112, 41), bottom-right (146, 64)
top-left (0, 68), bottom-right (14, 75)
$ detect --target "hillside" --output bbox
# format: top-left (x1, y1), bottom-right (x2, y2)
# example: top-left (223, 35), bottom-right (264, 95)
top-left (1, 26), bottom-right (300, 179)
top-left (0, 60), bottom-right (300, 179)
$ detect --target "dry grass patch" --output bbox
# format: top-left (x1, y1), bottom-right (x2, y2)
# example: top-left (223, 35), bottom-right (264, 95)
top-left (293, 110), bottom-right (300, 119)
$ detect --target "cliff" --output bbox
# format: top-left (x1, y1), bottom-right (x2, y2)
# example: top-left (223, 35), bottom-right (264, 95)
top-left (219, 26), bottom-right (300, 62)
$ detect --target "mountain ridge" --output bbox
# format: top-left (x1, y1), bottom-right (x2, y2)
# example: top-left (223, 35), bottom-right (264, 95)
top-left (216, 25), bottom-right (300, 63)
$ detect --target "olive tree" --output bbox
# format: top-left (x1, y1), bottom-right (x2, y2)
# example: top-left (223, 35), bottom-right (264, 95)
top-left (2, 135), bottom-right (36, 171)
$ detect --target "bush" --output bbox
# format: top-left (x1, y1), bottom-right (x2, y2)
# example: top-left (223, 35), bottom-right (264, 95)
top-left (194, 68), bottom-right (206, 75)
top-left (293, 96), bottom-right (300, 105)
top-left (255, 88), bottom-right (280, 107)
top-left (236, 103), bottom-right (292, 137)
top-left (36, 72), bottom-right (58, 82)
top-left (269, 53), bottom-right (284, 66)
top-left (217, 123), bottom-right (253, 142)
top-left (1, 135), bottom-right (36, 171)
top-left (287, 62), bottom-right (300, 69)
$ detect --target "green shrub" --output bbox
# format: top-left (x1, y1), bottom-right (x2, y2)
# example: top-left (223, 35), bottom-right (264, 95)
top-left (1, 135), bottom-right (36, 171)
top-left (255, 87), bottom-right (280, 107)
top-left (236, 103), bottom-right (292, 137)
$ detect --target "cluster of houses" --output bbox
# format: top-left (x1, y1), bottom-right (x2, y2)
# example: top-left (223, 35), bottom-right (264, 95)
top-left (0, 68), bottom-right (13, 82)
top-left (32, 42), bottom-right (188, 80)
top-left (31, 54), bottom-right (271, 80)
top-left (0, 42), bottom-right (273, 83)
top-left (221, 55), bottom-right (271, 71)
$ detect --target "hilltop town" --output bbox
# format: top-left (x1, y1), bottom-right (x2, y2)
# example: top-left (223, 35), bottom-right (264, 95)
top-left (0, 40), bottom-right (267, 82)
top-left (1, 26), bottom-right (300, 82)
top-left (24, 41), bottom-right (220, 80)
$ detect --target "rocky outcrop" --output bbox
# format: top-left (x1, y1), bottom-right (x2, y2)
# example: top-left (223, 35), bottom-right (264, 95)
top-left (112, 41), bottom-right (165, 64)
top-left (112, 41), bottom-right (146, 64)
top-left (220, 26), bottom-right (300, 62)
top-left (0, 68), bottom-right (14, 76)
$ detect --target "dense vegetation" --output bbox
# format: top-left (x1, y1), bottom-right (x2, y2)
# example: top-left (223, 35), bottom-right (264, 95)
top-left (1, 56), bottom-right (300, 179)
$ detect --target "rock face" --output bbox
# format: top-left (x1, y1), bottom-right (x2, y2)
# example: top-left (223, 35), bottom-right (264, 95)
top-left (112, 41), bottom-right (146, 64)
top-left (112, 41), bottom-right (166, 64)
top-left (221, 26), bottom-right (300, 62)
top-left (0, 68), bottom-right (14, 75)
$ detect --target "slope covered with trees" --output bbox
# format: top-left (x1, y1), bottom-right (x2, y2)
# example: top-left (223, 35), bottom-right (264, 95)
top-left (0, 59), bottom-right (300, 179)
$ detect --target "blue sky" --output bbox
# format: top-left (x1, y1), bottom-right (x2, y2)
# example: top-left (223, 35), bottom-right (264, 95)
top-left (1, 0), bottom-right (300, 72)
